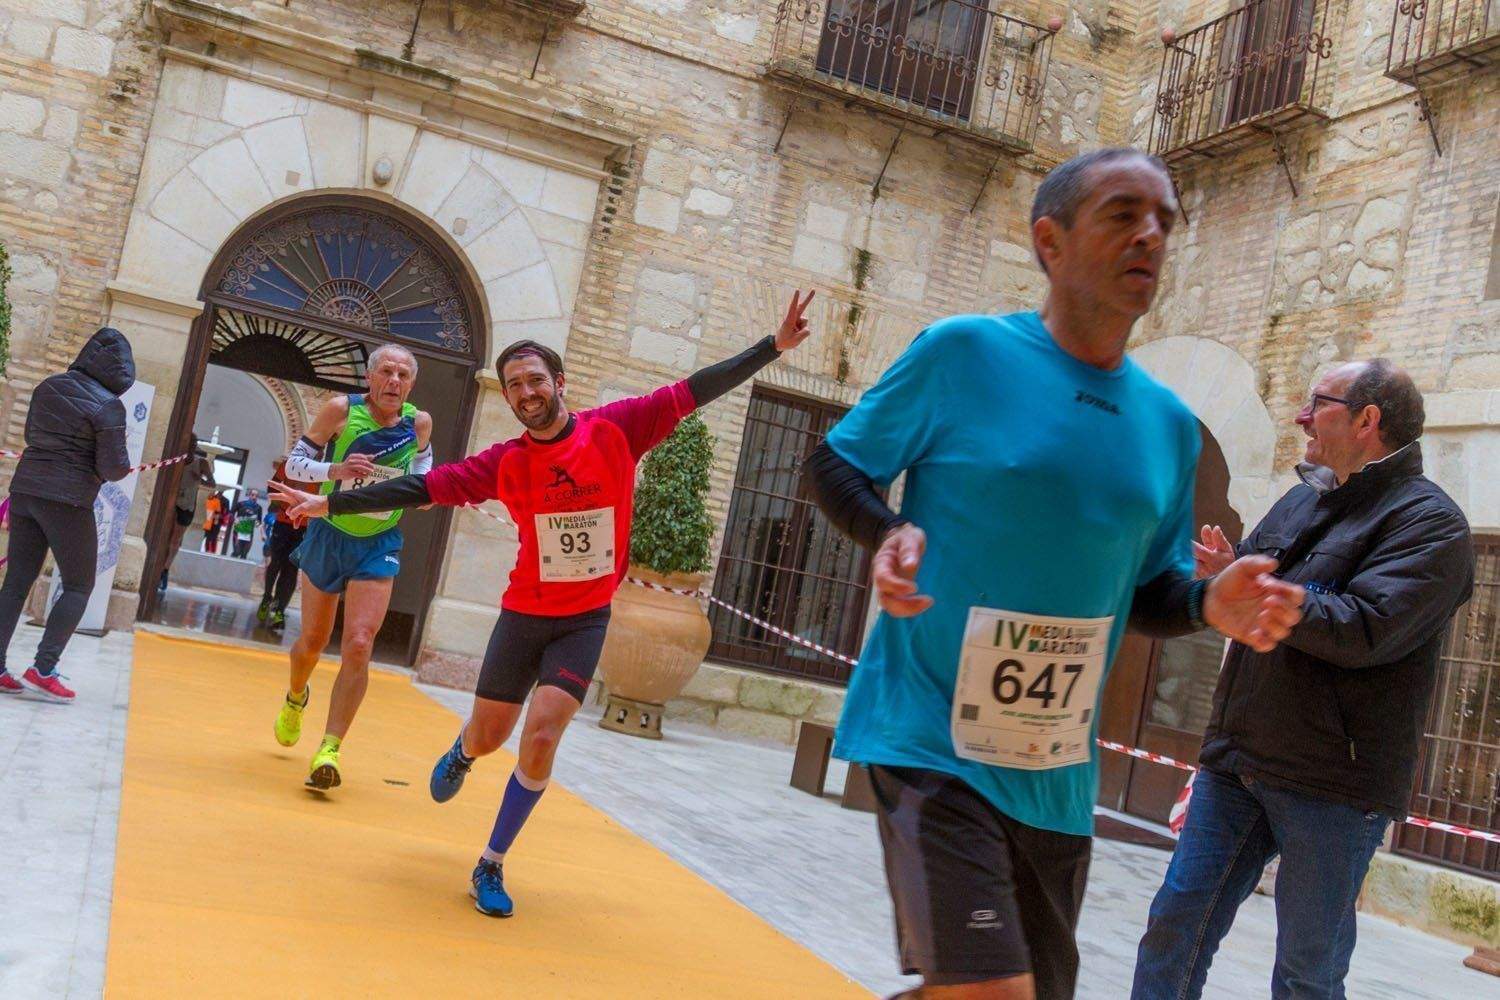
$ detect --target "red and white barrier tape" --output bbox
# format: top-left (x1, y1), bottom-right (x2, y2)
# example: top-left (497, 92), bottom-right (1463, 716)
top-left (626, 573), bottom-right (862, 668)
top-left (1096, 739), bottom-right (1198, 773)
top-left (468, 501), bottom-right (1500, 844)
top-left (1, 449), bottom-right (190, 475)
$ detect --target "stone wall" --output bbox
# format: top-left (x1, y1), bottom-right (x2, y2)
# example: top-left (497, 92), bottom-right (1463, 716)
top-left (669, 661), bottom-right (844, 744)
top-left (0, 0), bottom-right (160, 470)
top-left (1125, 0), bottom-right (1499, 525)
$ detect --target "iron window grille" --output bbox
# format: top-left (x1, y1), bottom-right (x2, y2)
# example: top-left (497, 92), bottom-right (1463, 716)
top-left (1396, 535), bottom-right (1499, 877)
top-left (708, 388), bottom-right (874, 684)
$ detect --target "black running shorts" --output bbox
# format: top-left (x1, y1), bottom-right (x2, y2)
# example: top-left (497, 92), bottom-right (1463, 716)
top-left (475, 606), bottom-right (612, 705)
top-left (868, 764), bottom-right (1091, 998)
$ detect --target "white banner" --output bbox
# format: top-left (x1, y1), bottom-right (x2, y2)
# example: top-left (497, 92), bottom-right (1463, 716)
top-left (45, 380), bottom-right (155, 635)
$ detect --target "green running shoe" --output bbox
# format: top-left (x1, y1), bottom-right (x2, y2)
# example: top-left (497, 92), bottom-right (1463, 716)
top-left (306, 737), bottom-right (342, 790)
top-left (274, 686), bottom-right (309, 747)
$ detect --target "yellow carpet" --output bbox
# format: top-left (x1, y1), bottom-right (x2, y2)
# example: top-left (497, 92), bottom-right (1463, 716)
top-left (107, 632), bottom-right (868, 998)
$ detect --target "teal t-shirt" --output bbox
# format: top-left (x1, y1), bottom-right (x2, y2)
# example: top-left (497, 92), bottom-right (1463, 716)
top-left (826, 312), bottom-right (1200, 836)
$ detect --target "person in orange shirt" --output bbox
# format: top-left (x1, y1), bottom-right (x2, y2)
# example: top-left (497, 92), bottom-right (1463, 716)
top-left (202, 491), bottom-right (227, 553)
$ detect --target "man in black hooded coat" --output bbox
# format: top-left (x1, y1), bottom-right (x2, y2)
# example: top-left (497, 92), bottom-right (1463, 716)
top-left (0, 327), bottom-right (135, 703)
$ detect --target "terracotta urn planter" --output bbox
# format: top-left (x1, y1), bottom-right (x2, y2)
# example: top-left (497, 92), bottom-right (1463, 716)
top-left (597, 566), bottom-right (711, 739)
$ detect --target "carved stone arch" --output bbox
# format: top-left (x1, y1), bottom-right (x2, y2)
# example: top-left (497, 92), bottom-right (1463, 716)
top-left (1131, 335), bottom-right (1278, 525)
top-left (260, 377), bottom-right (308, 450)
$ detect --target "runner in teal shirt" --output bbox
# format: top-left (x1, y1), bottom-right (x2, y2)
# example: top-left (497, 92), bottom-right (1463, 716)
top-left (804, 149), bottom-right (1305, 998)
top-left (825, 309), bottom-right (1200, 838)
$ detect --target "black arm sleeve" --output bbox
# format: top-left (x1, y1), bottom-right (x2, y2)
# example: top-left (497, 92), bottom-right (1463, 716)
top-left (804, 441), bottom-right (908, 551)
top-left (686, 336), bottom-right (781, 407)
top-left (325, 474), bottom-right (433, 515)
top-left (1128, 570), bottom-right (1206, 638)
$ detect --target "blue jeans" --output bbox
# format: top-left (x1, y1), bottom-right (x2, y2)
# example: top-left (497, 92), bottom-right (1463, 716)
top-left (1131, 767), bottom-right (1390, 1000)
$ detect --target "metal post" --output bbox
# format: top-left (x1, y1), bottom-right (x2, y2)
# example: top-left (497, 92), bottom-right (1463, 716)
top-left (401, 0), bottom-right (427, 63)
top-left (1270, 129), bottom-right (1298, 198)
top-left (870, 123), bottom-right (906, 201)
top-left (532, 13), bottom-right (554, 80)
top-left (773, 100), bottom-right (798, 154)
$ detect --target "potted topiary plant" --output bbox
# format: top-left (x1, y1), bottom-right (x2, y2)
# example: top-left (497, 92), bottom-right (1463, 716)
top-left (597, 413), bottom-right (716, 739)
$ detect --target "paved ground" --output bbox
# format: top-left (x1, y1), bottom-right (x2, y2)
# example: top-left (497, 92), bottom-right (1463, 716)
top-left (1, 624), bottom-right (1489, 998)
top-left (421, 685), bottom-right (1486, 1000)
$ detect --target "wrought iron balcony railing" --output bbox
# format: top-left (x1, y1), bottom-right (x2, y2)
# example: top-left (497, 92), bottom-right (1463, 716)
top-left (767, 0), bottom-right (1060, 153)
top-left (1150, 0), bottom-right (1334, 164)
top-left (1385, 0), bottom-right (1500, 86)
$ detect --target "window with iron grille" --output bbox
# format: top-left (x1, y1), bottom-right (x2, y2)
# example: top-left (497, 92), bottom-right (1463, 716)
top-left (1396, 535), bottom-right (1499, 876)
top-left (708, 388), bottom-right (874, 684)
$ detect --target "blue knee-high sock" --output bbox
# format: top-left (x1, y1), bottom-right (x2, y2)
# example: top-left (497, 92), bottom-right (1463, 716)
top-left (482, 768), bottom-right (548, 864)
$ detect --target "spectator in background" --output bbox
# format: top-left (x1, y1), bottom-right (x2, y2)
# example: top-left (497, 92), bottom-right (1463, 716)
top-left (0, 328), bottom-right (135, 703)
top-left (1133, 360), bottom-right (1475, 1000)
top-left (231, 488), bottom-right (264, 559)
top-left (258, 456), bottom-right (310, 631)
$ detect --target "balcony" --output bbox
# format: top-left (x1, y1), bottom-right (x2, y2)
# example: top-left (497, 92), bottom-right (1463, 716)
top-left (766, 0), bottom-right (1060, 154)
top-left (1150, 0), bottom-right (1334, 164)
top-left (1385, 0), bottom-right (1500, 87)
top-left (507, 0), bottom-right (586, 17)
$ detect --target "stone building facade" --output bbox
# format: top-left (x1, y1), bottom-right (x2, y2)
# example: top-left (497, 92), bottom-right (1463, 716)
top-left (0, 0), bottom-right (1494, 743)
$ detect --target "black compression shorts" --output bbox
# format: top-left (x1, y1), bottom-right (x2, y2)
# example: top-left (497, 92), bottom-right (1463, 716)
top-left (475, 606), bottom-right (612, 705)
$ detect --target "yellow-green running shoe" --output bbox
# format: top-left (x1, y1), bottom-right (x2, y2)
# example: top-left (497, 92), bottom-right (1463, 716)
top-left (306, 738), bottom-right (342, 790)
top-left (274, 687), bottom-right (309, 747)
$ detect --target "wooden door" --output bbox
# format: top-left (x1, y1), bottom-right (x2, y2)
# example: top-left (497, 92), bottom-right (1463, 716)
top-left (1098, 421), bottom-right (1244, 822)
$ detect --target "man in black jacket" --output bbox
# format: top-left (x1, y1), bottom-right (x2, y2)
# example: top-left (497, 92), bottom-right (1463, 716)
top-left (0, 327), bottom-right (135, 703)
top-left (1132, 359), bottom-right (1475, 1000)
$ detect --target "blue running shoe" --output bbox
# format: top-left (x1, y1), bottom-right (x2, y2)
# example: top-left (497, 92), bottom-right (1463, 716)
top-left (430, 732), bottom-right (473, 803)
top-left (471, 860), bottom-right (513, 917)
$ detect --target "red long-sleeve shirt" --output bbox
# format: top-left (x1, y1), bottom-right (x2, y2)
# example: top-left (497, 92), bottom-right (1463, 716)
top-left (425, 382), bottom-right (695, 616)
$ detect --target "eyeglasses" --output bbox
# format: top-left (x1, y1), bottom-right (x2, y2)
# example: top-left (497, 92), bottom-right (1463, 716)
top-left (1304, 392), bottom-right (1353, 414)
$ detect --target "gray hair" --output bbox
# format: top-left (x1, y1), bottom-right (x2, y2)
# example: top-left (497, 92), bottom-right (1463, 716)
top-left (1030, 148), bottom-right (1170, 273)
top-left (368, 343), bottom-right (418, 377)
top-left (1344, 359), bottom-right (1424, 450)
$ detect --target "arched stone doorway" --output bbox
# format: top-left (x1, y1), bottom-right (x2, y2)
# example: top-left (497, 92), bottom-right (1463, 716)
top-left (139, 193), bottom-right (487, 666)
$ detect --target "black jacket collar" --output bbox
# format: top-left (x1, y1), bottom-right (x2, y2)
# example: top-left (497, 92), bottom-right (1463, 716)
top-left (1296, 441), bottom-right (1422, 506)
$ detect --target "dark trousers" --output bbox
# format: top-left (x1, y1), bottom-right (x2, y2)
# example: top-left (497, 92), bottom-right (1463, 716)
top-left (0, 493), bottom-right (97, 675)
top-left (1132, 767), bottom-right (1390, 1000)
top-left (231, 535), bottom-right (253, 559)
top-left (262, 521), bottom-right (304, 611)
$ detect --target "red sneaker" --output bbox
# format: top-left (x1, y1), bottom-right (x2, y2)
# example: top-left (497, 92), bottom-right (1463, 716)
top-left (0, 672), bottom-right (22, 695)
top-left (21, 668), bottom-right (75, 703)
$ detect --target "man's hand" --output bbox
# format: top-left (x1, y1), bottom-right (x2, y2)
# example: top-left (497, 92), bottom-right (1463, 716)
top-left (267, 481), bottom-right (329, 524)
top-left (774, 289), bottom-right (815, 353)
top-left (1204, 555), bottom-right (1305, 653)
top-left (330, 453), bottom-right (375, 482)
top-left (873, 523), bottom-right (933, 617)
top-left (1193, 524), bottom-right (1235, 579)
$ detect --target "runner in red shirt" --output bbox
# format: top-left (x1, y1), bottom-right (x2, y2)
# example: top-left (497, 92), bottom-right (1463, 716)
top-left (272, 290), bottom-right (814, 917)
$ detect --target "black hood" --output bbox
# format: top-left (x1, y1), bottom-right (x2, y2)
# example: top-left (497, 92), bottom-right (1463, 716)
top-left (70, 327), bottom-right (136, 395)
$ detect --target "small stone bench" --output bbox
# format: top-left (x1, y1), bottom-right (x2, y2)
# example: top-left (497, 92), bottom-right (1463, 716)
top-left (789, 721), bottom-right (875, 812)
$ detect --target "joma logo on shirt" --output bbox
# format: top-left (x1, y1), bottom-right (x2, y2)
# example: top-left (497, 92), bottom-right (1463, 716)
top-left (1074, 390), bottom-right (1120, 415)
